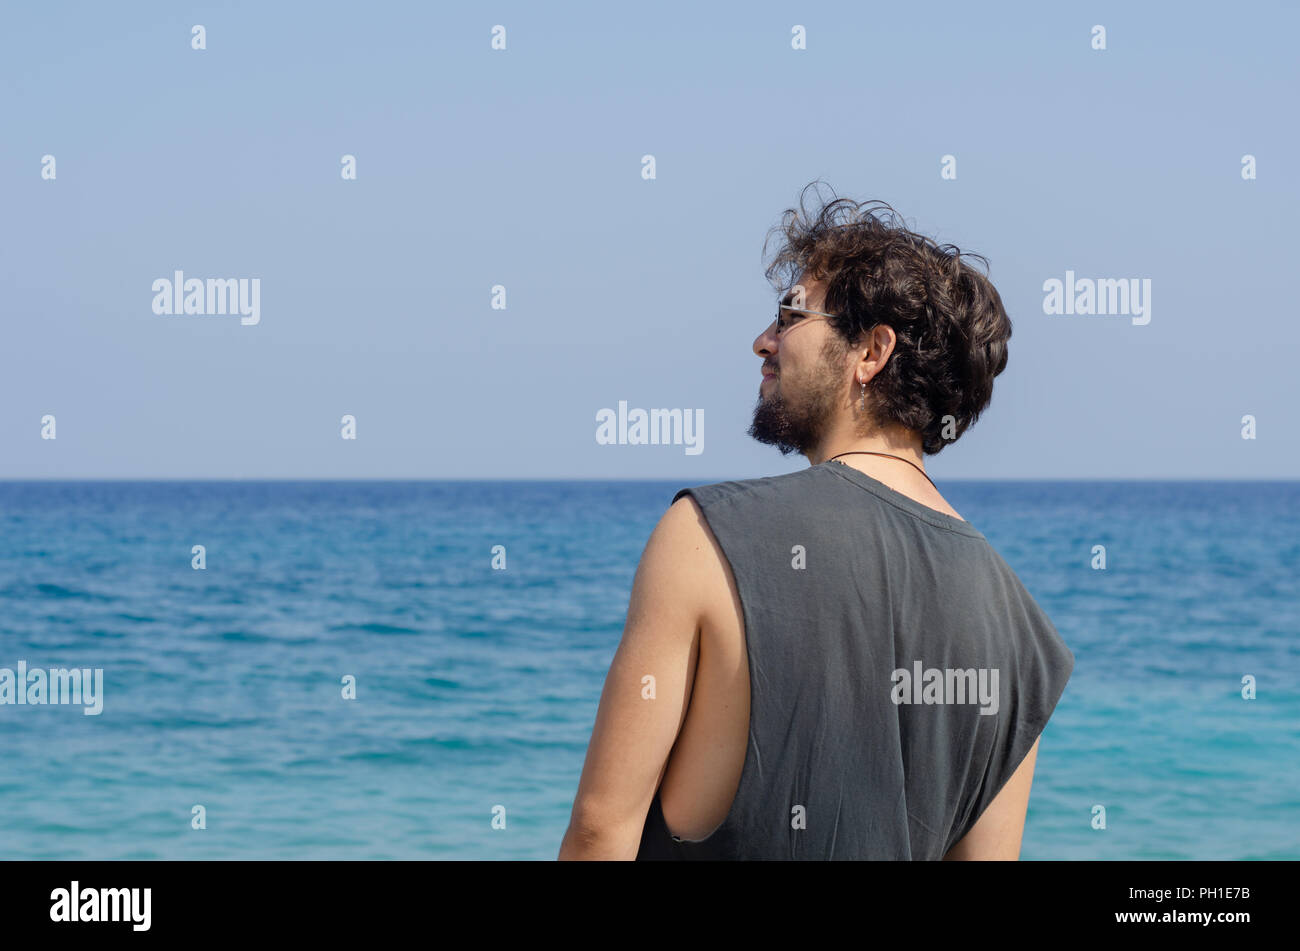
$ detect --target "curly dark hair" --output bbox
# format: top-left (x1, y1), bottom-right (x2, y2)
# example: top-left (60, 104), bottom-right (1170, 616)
top-left (763, 181), bottom-right (1012, 455)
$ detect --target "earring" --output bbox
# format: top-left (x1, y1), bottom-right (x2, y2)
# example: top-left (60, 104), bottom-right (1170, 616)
top-left (859, 380), bottom-right (866, 411)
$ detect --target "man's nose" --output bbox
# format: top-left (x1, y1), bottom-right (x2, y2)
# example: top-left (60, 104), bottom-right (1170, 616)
top-left (754, 321), bottom-right (778, 357)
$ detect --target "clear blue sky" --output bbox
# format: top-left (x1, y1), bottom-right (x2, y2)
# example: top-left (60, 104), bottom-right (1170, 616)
top-left (2, 0), bottom-right (1296, 479)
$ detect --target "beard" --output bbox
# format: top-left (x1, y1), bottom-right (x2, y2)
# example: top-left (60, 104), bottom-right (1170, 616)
top-left (747, 347), bottom-right (846, 456)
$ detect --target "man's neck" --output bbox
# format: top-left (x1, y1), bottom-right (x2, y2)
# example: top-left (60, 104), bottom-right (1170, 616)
top-left (807, 426), bottom-right (924, 469)
top-left (809, 428), bottom-right (964, 521)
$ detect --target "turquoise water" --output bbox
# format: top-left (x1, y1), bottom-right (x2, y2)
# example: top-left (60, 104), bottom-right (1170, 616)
top-left (0, 480), bottom-right (1296, 859)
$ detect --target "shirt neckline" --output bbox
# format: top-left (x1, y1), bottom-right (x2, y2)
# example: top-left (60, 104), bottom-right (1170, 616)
top-left (817, 460), bottom-right (984, 537)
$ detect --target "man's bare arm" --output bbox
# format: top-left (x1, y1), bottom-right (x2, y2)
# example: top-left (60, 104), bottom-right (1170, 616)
top-left (557, 496), bottom-right (710, 860)
top-left (943, 737), bottom-right (1040, 860)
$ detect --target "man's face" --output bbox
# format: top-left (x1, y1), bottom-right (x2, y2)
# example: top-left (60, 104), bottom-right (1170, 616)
top-left (748, 277), bottom-right (850, 456)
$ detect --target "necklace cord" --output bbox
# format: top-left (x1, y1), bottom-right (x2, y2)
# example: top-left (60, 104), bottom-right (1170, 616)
top-left (827, 451), bottom-right (937, 492)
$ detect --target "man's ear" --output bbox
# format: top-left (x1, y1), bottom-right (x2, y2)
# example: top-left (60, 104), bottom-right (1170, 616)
top-left (878, 323), bottom-right (898, 355)
top-left (862, 324), bottom-right (896, 369)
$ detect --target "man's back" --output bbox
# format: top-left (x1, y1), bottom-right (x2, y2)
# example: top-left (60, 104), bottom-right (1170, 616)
top-left (635, 459), bottom-right (1074, 860)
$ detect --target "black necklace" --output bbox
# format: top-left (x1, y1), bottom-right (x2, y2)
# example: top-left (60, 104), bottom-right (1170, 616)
top-left (826, 451), bottom-right (938, 492)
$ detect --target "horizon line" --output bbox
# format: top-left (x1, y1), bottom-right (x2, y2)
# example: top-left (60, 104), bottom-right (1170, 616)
top-left (1, 476), bottom-right (1298, 484)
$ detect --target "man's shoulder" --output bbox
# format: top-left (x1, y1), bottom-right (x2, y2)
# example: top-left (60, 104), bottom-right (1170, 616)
top-left (668, 466), bottom-right (822, 510)
top-left (655, 470), bottom-right (811, 555)
top-left (640, 481), bottom-right (745, 616)
top-left (656, 468), bottom-right (827, 586)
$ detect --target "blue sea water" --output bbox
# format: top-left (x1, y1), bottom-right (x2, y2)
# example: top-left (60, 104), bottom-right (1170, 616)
top-left (0, 480), bottom-right (1297, 860)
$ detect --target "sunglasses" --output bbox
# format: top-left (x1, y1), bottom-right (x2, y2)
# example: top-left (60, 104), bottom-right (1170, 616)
top-left (775, 303), bottom-right (840, 338)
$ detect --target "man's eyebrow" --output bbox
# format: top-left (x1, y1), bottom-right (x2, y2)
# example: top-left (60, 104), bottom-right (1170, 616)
top-left (780, 290), bottom-right (796, 309)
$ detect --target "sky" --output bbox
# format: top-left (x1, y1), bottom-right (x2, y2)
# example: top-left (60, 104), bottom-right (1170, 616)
top-left (2, 0), bottom-right (1297, 480)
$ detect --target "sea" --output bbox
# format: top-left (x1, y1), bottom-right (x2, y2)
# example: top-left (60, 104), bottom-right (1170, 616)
top-left (1, 480), bottom-right (1297, 860)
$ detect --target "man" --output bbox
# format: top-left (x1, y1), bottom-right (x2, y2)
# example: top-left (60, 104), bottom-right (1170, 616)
top-left (559, 185), bottom-right (1074, 860)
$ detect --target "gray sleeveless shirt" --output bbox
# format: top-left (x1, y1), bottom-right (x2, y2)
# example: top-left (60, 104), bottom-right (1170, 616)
top-left (636, 460), bottom-right (1074, 860)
